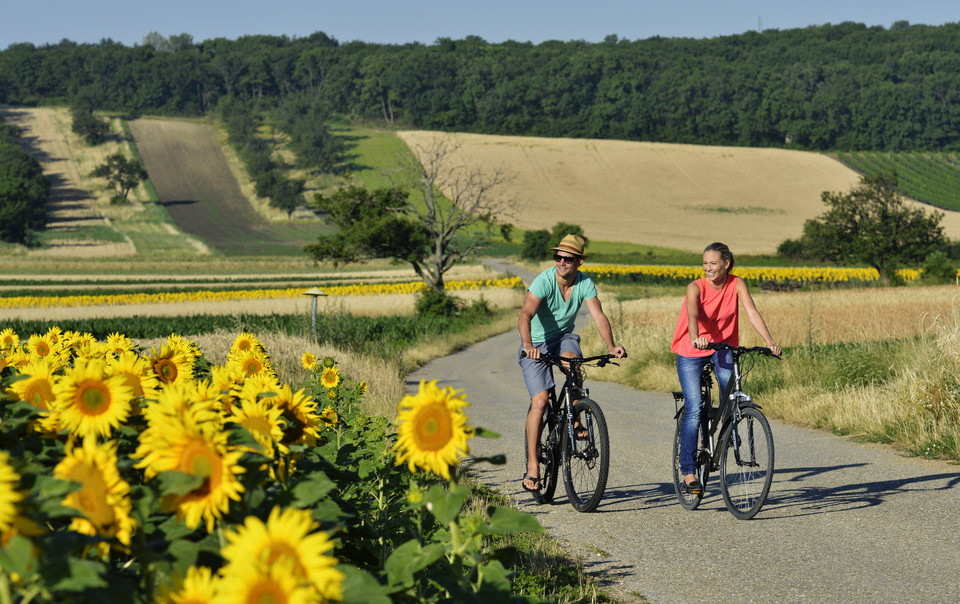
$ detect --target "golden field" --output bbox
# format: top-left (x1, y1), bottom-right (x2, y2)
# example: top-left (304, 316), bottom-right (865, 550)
top-left (398, 130), bottom-right (960, 254)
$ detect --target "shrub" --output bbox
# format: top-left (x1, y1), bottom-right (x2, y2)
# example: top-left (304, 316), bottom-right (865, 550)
top-left (521, 229), bottom-right (552, 261)
top-left (922, 250), bottom-right (956, 283)
top-left (416, 288), bottom-right (462, 318)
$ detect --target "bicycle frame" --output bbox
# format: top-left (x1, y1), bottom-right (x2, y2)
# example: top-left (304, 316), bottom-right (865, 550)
top-left (673, 347), bottom-right (767, 471)
top-left (543, 357), bottom-right (594, 457)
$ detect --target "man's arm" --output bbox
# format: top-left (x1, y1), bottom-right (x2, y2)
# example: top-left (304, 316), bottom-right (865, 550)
top-left (518, 291), bottom-right (543, 360)
top-left (584, 297), bottom-right (627, 358)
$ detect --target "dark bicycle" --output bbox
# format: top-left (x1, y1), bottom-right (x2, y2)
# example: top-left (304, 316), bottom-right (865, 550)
top-left (672, 342), bottom-right (779, 520)
top-left (523, 352), bottom-right (619, 512)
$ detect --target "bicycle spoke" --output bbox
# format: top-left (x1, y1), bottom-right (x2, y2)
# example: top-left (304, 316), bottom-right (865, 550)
top-left (720, 408), bottom-right (774, 519)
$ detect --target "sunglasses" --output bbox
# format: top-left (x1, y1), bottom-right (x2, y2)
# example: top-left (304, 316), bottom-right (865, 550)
top-left (553, 254), bottom-right (579, 264)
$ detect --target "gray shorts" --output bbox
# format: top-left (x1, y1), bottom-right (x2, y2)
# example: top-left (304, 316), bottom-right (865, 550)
top-left (518, 332), bottom-right (582, 398)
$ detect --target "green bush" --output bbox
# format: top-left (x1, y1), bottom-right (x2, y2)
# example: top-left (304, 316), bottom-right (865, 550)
top-left (416, 289), bottom-right (462, 318)
top-left (521, 229), bottom-right (552, 261)
top-left (922, 250), bottom-right (956, 283)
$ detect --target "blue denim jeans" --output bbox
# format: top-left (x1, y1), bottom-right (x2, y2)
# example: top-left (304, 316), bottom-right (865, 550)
top-left (676, 350), bottom-right (733, 475)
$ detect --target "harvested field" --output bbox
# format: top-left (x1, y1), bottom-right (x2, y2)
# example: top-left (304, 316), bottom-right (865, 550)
top-left (398, 130), bottom-right (960, 254)
top-left (127, 118), bottom-right (328, 256)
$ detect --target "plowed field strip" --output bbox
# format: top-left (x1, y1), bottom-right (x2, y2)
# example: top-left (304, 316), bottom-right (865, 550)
top-left (127, 118), bottom-right (329, 255)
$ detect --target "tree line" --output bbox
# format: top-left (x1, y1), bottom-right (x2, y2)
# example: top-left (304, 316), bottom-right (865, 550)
top-left (0, 121), bottom-right (49, 244)
top-left (3, 21), bottom-right (960, 151)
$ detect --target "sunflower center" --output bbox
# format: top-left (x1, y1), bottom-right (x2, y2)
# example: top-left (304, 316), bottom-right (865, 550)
top-left (265, 543), bottom-right (305, 577)
top-left (248, 579), bottom-right (288, 604)
top-left (75, 380), bottom-right (111, 416)
top-left (25, 380), bottom-right (54, 410)
top-left (67, 463), bottom-right (116, 529)
top-left (243, 359), bottom-right (263, 377)
top-left (35, 342), bottom-right (51, 357)
top-left (155, 358), bottom-right (179, 383)
top-left (412, 403), bottom-right (453, 451)
top-left (179, 440), bottom-right (221, 497)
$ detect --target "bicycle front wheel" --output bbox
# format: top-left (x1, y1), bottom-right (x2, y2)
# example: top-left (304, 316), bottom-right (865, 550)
top-left (525, 404), bottom-right (559, 503)
top-left (561, 398), bottom-right (609, 512)
top-left (719, 407), bottom-right (774, 520)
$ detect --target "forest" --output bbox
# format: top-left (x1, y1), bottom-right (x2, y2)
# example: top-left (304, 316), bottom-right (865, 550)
top-left (2, 20), bottom-right (960, 152)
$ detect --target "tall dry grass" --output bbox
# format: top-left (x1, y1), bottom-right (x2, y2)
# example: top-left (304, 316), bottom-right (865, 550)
top-left (581, 284), bottom-right (960, 458)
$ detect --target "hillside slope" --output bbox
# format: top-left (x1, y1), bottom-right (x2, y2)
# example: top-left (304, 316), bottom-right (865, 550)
top-left (399, 131), bottom-right (960, 254)
top-left (127, 118), bottom-right (324, 256)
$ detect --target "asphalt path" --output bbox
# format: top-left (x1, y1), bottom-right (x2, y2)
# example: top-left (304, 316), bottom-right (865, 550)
top-left (409, 262), bottom-right (960, 602)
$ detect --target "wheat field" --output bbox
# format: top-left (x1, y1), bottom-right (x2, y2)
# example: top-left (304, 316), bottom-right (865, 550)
top-left (398, 130), bottom-right (960, 254)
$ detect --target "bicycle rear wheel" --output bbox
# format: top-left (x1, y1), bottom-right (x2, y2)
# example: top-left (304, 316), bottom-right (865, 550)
top-left (719, 407), bottom-right (774, 520)
top-left (671, 408), bottom-right (706, 510)
top-left (561, 398), bottom-right (609, 512)
top-left (525, 404), bottom-right (559, 503)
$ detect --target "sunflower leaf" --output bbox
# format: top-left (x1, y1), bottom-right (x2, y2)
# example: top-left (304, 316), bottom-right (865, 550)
top-left (384, 540), bottom-right (445, 589)
top-left (156, 470), bottom-right (204, 496)
top-left (480, 506), bottom-right (544, 535)
top-left (472, 426), bottom-right (500, 439)
top-left (291, 471), bottom-right (336, 507)
top-left (424, 484), bottom-right (471, 525)
top-left (340, 564), bottom-right (392, 604)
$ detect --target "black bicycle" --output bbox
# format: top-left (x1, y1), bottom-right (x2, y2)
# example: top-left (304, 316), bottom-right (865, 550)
top-left (523, 352), bottom-right (618, 512)
top-left (672, 343), bottom-right (779, 520)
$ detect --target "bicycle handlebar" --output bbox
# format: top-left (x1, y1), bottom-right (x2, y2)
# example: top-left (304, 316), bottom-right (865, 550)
top-left (704, 342), bottom-right (781, 359)
top-left (520, 351), bottom-right (622, 367)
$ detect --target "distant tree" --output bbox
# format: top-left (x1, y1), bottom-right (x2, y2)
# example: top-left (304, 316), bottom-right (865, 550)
top-left (268, 176), bottom-right (306, 218)
top-left (550, 222), bottom-right (588, 248)
top-left (70, 105), bottom-right (109, 146)
top-left (781, 170), bottom-right (946, 282)
top-left (90, 153), bottom-right (147, 204)
top-left (306, 137), bottom-right (513, 291)
top-left (0, 134), bottom-right (49, 244)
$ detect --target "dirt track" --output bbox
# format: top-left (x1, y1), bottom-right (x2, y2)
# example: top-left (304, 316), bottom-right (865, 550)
top-left (0, 106), bottom-right (136, 257)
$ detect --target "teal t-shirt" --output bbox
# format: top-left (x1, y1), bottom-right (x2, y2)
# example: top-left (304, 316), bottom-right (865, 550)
top-left (527, 267), bottom-right (598, 343)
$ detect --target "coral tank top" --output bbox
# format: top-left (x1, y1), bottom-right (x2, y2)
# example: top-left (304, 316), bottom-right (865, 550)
top-left (671, 276), bottom-right (740, 357)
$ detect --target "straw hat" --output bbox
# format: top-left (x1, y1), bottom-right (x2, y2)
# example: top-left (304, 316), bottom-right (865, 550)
top-left (551, 234), bottom-right (587, 258)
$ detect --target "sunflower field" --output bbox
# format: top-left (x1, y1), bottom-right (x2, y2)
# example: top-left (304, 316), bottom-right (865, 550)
top-left (0, 277), bottom-right (524, 310)
top-left (0, 327), bottom-right (541, 603)
top-left (581, 264), bottom-right (927, 287)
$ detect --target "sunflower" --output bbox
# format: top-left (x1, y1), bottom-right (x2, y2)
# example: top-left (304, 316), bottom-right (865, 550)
top-left (8, 358), bottom-right (58, 411)
top-left (209, 365), bottom-right (244, 414)
top-left (220, 506), bottom-right (343, 602)
top-left (228, 350), bottom-right (275, 380)
top-left (270, 385), bottom-right (322, 446)
top-left (229, 332), bottom-right (263, 358)
top-left (300, 352), bottom-right (317, 371)
top-left (53, 438), bottom-right (136, 549)
top-left (214, 557), bottom-right (313, 604)
top-left (103, 332), bottom-right (135, 357)
top-left (155, 565), bottom-right (219, 604)
top-left (320, 406), bottom-right (339, 426)
top-left (393, 380), bottom-right (473, 480)
top-left (44, 326), bottom-right (63, 345)
top-left (0, 452), bottom-right (23, 533)
top-left (52, 358), bottom-right (134, 439)
top-left (132, 416), bottom-right (244, 532)
top-left (319, 367), bottom-right (340, 389)
top-left (142, 381), bottom-right (221, 430)
top-left (165, 334), bottom-right (202, 362)
top-left (25, 333), bottom-right (58, 360)
top-left (148, 344), bottom-right (195, 386)
top-left (106, 350), bottom-right (161, 401)
top-left (228, 397), bottom-right (285, 458)
top-left (0, 328), bottom-right (19, 351)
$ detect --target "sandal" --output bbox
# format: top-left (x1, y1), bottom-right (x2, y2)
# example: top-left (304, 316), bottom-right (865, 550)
top-left (522, 474), bottom-right (541, 492)
top-left (573, 422), bottom-right (589, 440)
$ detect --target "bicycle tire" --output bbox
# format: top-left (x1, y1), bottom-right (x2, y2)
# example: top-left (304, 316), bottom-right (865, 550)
top-left (719, 407), bottom-right (774, 520)
top-left (671, 408), bottom-right (706, 510)
top-left (561, 398), bottom-right (609, 512)
top-left (525, 404), bottom-right (559, 503)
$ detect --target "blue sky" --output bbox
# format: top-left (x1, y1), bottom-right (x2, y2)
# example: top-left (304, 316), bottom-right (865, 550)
top-left (3, 0), bottom-right (957, 49)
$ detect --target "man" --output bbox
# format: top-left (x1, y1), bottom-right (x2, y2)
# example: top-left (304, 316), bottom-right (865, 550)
top-left (518, 234), bottom-right (627, 494)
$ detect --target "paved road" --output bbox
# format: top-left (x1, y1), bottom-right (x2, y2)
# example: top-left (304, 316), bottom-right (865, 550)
top-left (408, 289), bottom-right (960, 602)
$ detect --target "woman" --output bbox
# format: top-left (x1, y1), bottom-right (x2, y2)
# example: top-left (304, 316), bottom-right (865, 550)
top-left (671, 242), bottom-right (781, 494)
